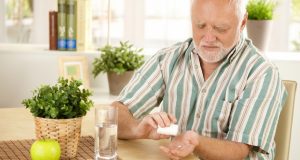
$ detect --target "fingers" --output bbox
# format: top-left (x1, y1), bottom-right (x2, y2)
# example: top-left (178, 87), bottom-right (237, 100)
top-left (158, 134), bottom-right (170, 139)
top-left (168, 114), bottom-right (177, 123)
top-left (149, 112), bottom-right (177, 128)
top-left (144, 115), bottom-right (158, 129)
top-left (170, 144), bottom-right (193, 158)
top-left (154, 112), bottom-right (170, 127)
top-left (161, 143), bottom-right (192, 160)
top-left (150, 132), bottom-right (170, 140)
top-left (160, 146), bottom-right (180, 160)
top-left (139, 112), bottom-right (177, 139)
top-left (161, 131), bottom-right (199, 159)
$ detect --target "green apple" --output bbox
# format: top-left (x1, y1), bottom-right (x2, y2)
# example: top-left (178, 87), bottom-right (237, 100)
top-left (30, 139), bottom-right (61, 160)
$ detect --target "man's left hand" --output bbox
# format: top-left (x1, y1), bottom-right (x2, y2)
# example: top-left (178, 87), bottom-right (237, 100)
top-left (160, 131), bottom-right (199, 160)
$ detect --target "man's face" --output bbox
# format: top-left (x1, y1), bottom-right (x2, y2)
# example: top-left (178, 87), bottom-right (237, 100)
top-left (191, 0), bottom-right (246, 63)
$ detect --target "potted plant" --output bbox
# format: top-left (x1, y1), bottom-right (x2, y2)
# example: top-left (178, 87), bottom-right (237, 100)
top-left (92, 41), bottom-right (145, 95)
top-left (246, 0), bottom-right (277, 52)
top-left (22, 77), bottom-right (93, 159)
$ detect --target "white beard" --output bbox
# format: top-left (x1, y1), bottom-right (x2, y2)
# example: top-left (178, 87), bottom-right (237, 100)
top-left (193, 41), bottom-right (233, 63)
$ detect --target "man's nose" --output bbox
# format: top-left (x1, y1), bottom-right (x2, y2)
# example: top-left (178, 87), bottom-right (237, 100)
top-left (203, 29), bottom-right (217, 42)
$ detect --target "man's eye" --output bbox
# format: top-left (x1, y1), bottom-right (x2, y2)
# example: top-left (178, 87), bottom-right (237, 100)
top-left (214, 27), bottom-right (227, 33)
top-left (197, 24), bottom-right (205, 29)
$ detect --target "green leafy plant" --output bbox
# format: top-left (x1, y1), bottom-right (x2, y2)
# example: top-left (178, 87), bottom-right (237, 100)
top-left (292, 40), bottom-right (300, 51)
top-left (92, 41), bottom-right (145, 77)
top-left (22, 77), bottom-right (93, 119)
top-left (247, 0), bottom-right (277, 20)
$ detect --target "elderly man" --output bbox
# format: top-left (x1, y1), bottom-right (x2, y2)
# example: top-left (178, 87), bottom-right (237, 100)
top-left (112, 0), bottom-right (287, 159)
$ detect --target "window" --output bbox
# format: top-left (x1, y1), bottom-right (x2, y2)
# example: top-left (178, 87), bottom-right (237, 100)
top-left (290, 0), bottom-right (300, 51)
top-left (1, 0), bottom-right (298, 53)
top-left (91, 0), bottom-right (300, 53)
top-left (4, 0), bottom-right (33, 43)
top-left (144, 0), bottom-right (191, 49)
top-left (91, 0), bottom-right (124, 48)
top-left (91, 0), bottom-right (191, 51)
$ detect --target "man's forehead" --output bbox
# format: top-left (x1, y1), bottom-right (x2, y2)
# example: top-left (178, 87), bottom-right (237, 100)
top-left (194, 19), bottom-right (231, 27)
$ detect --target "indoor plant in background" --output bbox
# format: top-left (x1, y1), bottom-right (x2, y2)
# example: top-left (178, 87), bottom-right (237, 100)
top-left (92, 41), bottom-right (144, 95)
top-left (246, 0), bottom-right (277, 52)
top-left (22, 77), bottom-right (93, 159)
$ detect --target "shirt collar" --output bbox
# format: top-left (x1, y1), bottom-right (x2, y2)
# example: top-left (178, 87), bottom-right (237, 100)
top-left (225, 35), bottom-right (246, 63)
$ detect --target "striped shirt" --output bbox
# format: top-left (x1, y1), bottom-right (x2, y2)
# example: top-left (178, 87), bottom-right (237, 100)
top-left (117, 37), bottom-right (287, 159)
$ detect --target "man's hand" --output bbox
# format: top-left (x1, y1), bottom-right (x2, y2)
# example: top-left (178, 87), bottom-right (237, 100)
top-left (135, 112), bottom-right (177, 139)
top-left (161, 130), bottom-right (251, 160)
top-left (113, 101), bottom-right (178, 140)
top-left (160, 131), bottom-right (199, 160)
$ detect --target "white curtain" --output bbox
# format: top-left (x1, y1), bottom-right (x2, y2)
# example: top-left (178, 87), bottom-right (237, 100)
top-left (143, 0), bottom-right (192, 49)
top-left (30, 0), bottom-right (56, 44)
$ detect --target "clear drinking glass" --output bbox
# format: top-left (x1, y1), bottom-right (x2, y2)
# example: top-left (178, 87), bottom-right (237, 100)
top-left (95, 105), bottom-right (118, 160)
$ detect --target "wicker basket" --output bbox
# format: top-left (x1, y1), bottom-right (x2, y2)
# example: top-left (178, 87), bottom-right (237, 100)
top-left (34, 117), bottom-right (82, 159)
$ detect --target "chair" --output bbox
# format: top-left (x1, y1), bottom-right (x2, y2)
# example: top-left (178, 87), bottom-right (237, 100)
top-left (275, 80), bottom-right (297, 160)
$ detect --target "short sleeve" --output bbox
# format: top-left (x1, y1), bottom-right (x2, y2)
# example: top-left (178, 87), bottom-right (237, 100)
top-left (225, 66), bottom-right (287, 154)
top-left (116, 52), bottom-right (166, 119)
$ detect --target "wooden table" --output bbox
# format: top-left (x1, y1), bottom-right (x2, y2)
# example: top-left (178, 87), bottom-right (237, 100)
top-left (0, 107), bottom-right (197, 160)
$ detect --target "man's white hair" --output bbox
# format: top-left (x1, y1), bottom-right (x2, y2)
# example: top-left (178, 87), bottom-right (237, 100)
top-left (191, 0), bottom-right (247, 21)
top-left (229, 0), bottom-right (247, 21)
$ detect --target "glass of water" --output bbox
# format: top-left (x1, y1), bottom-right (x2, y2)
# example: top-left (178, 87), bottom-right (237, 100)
top-left (95, 105), bottom-right (118, 160)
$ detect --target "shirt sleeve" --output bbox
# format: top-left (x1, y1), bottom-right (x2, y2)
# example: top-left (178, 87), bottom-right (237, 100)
top-left (116, 52), bottom-right (166, 119)
top-left (225, 66), bottom-right (287, 154)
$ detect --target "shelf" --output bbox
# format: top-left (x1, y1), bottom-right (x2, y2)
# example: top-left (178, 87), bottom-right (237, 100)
top-left (0, 43), bottom-right (99, 55)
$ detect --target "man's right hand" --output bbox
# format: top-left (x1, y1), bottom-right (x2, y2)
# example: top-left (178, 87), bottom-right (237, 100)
top-left (134, 112), bottom-right (177, 140)
top-left (113, 101), bottom-right (177, 140)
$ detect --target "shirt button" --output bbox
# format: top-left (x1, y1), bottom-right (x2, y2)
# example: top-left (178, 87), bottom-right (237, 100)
top-left (196, 113), bottom-right (200, 118)
top-left (201, 88), bottom-right (206, 93)
top-left (194, 65), bottom-right (198, 69)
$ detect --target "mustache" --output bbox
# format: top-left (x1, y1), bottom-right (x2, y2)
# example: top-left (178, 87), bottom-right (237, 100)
top-left (199, 41), bottom-right (222, 47)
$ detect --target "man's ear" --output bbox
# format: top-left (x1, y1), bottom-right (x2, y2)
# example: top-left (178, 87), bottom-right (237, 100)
top-left (240, 12), bottom-right (248, 32)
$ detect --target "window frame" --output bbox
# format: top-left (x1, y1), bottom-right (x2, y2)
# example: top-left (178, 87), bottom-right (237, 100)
top-left (267, 0), bottom-right (290, 51)
top-left (123, 0), bottom-right (145, 48)
top-left (0, 0), bottom-right (6, 42)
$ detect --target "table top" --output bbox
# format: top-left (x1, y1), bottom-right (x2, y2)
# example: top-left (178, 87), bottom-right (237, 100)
top-left (0, 107), bottom-right (197, 160)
